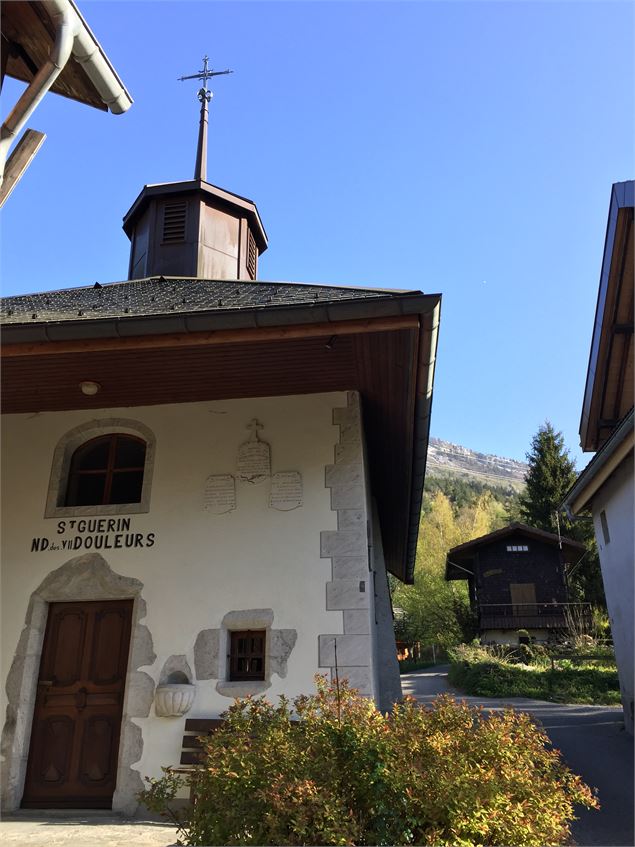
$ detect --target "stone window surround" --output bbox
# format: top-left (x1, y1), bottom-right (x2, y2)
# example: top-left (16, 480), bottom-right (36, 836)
top-left (216, 609), bottom-right (274, 698)
top-left (44, 418), bottom-right (156, 519)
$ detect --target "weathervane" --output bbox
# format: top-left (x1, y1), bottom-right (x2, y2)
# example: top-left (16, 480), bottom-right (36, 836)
top-left (178, 56), bottom-right (233, 182)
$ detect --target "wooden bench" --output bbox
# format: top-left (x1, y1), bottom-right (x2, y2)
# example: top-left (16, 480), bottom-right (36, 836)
top-left (178, 716), bottom-right (302, 768)
top-left (179, 718), bottom-right (225, 766)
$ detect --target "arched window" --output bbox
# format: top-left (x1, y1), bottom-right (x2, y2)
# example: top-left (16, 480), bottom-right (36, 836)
top-left (65, 434), bottom-right (147, 507)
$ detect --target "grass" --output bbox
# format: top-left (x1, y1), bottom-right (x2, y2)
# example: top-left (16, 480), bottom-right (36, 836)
top-left (448, 644), bottom-right (621, 705)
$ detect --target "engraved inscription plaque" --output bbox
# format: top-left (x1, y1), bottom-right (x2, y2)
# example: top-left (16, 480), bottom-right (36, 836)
top-left (204, 475), bottom-right (236, 514)
top-left (237, 419), bottom-right (271, 485)
top-left (270, 472), bottom-right (303, 511)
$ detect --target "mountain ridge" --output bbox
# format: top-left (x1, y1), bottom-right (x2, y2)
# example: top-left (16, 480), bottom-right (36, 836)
top-left (427, 437), bottom-right (528, 489)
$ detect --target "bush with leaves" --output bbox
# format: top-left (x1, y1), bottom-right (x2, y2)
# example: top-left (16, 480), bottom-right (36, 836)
top-left (139, 676), bottom-right (598, 846)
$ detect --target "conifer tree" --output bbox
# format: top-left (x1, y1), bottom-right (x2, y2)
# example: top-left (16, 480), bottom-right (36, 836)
top-left (519, 422), bottom-right (576, 532)
top-left (519, 422), bottom-right (605, 608)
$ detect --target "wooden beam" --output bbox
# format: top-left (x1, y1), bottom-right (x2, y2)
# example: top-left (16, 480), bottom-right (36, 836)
top-left (0, 129), bottom-right (46, 208)
top-left (1, 314), bottom-right (420, 357)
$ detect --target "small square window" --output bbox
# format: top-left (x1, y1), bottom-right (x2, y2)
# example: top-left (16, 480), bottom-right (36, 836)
top-left (229, 630), bottom-right (266, 681)
top-left (600, 510), bottom-right (610, 545)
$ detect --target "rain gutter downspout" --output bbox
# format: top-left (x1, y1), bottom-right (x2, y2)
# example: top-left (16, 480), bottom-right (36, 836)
top-left (0, 3), bottom-right (74, 188)
top-left (405, 299), bottom-right (441, 584)
top-left (0, 0), bottom-right (132, 189)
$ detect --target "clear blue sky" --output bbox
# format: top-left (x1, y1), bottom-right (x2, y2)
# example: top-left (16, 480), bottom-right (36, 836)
top-left (2, 1), bottom-right (633, 467)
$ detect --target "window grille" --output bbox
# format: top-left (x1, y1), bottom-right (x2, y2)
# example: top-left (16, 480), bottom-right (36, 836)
top-left (162, 201), bottom-right (187, 243)
top-left (506, 545), bottom-right (529, 552)
top-left (229, 630), bottom-right (265, 681)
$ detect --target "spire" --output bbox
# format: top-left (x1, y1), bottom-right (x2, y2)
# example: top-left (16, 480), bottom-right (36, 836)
top-left (178, 55), bottom-right (233, 182)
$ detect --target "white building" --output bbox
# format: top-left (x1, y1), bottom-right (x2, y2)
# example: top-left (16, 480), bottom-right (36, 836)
top-left (563, 180), bottom-right (634, 734)
top-left (0, 82), bottom-right (441, 812)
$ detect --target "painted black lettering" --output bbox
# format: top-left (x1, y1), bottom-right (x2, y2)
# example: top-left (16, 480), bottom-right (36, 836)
top-left (77, 520), bottom-right (87, 533)
top-left (125, 533), bottom-right (135, 548)
top-left (84, 536), bottom-right (93, 550)
top-left (97, 519), bottom-right (106, 533)
top-left (104, 536), bottom-right (113, 549)
top-left (114, 534), bottom-right (123, 549)
top-left (107, 519), bottom-right (116, 533)
top-left (134, 533), bottom-right (144, 548)
top-left (73, 536), bottom-right (83, 549)
top-left (146, 533), bottom-right (155, 548)
top-left (120, 517), bottom-right (131, 532)
top-left (94, 536), bottom-right (104, 550)
top-left (57, 521), bottom-right (66, 534)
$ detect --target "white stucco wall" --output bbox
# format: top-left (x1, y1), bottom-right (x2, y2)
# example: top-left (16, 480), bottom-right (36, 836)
top-left (1, 390), bottom-right (391, 810)
top-left (590, 457), bottom-right (634, 733)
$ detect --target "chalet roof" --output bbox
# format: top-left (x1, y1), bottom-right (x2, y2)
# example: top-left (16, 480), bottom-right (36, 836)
top-left (0, 277), bottom-right (406, 332)
top-left (445, 522), bottom-right (585, 580)
top-left (1, 276), bottom-right (441, 585)
top-left (579, 180), bottom-right (634, 452)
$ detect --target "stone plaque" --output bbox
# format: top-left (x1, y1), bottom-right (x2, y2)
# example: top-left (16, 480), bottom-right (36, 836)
top-left (270, 472), bottom-right (303, 511)
top-left (204, 474), bottom-right (236, 514)
top-left (237, 418), bottom-right (271, 485)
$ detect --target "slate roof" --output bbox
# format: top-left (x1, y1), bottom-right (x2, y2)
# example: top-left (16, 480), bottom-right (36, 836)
top-left (1, 276), bottom-right (411, 325)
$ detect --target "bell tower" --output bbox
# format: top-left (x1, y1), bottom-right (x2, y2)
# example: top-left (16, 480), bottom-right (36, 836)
top-left (122, 56), bottom-right (267, 281)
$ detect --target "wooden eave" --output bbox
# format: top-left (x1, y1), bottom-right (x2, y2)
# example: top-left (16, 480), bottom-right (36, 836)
top-left (1, 300), bottom-right (441, 583)
top-left (446, 523), bottom-right (585, 576)
top-left (580, 182), bottom-right (634, 452)
top-left (1, 1), bottom-right (118, 111)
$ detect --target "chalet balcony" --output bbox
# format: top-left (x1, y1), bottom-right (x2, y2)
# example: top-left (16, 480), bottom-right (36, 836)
top-left (478, 602), bottom-right (593, 632)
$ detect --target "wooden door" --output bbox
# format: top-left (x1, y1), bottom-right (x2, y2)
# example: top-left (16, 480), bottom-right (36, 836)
top-left (510, 583), bottom-right (537, 617)
top-left (22, 599), bottom-right (133, 808)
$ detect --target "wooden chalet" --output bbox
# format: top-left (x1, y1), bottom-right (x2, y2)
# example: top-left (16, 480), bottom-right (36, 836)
top-left (445, 522), bottom-right (588, 643)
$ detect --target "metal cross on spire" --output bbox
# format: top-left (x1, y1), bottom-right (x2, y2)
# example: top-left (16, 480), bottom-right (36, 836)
top-left (178, 56), bottom-right (233, 182)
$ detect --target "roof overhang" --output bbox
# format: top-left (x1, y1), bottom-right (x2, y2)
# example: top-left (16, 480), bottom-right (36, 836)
top-left (579, 181), bottom-right (634, 452)
top-left (563, 409), bottom-right (634, 517)
top-left (1, 0), bottom-right (132, 113)
top-left (122, 180), bottom-right (268, 254)
top-left (1, 289), bottom-right (441, 584)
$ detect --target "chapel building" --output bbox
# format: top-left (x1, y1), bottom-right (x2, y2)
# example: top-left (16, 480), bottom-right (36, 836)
top-left (0, 70), bottom-right (441, 813)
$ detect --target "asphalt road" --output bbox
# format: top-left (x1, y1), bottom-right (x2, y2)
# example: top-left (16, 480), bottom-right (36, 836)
top-left (402, 665), bottom-right (635, 847)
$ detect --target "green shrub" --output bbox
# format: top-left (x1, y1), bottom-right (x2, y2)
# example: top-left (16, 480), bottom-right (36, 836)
top-left (139, 676), bottom-right (598, 846)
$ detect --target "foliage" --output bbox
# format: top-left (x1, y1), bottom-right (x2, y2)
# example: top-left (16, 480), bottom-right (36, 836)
top-left (139, 677), bottom-right (598, 846)
top-left (448, 643), bottom-right (620, 705)
top-left (393, 490), bottom-right (504, 648)
top-left (424, 472), bottom-right (522, 514)
top-left (520, 422), bottom-right (577, 530)
top-left (519, 422), bottom-right (605, 607)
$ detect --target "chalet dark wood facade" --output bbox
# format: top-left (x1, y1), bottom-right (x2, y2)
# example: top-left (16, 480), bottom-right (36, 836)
top-left (445, 523), bottom-right (588, 643)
